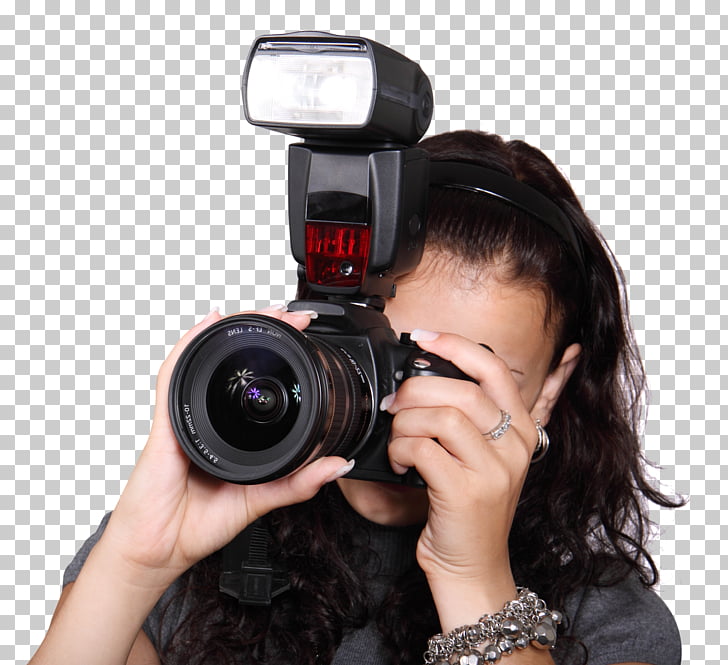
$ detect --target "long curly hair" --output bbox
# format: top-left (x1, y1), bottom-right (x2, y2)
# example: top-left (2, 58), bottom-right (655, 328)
top-left (159, 131), bottom-right (681, 664)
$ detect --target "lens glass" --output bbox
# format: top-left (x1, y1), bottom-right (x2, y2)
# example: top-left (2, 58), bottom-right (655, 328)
top-left (206, 348), bottom-right (302, 452)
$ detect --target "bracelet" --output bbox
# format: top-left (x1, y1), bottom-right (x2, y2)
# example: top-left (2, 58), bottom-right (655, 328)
top-left (423, 587), bottom-right (562, 664)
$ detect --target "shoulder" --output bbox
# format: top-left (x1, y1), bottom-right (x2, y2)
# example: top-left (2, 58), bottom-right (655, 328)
top-left (555, 573), bottom-right (682, 665)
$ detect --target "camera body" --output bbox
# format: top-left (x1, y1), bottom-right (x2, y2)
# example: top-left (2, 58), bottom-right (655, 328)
top-left (292, 299), bottom-right (469, 485)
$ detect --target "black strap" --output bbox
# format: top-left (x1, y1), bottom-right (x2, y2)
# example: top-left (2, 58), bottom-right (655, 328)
top-left (219, 519), bottom-right (290, 606)
top-left (429, 161), bottom-right (587, 282)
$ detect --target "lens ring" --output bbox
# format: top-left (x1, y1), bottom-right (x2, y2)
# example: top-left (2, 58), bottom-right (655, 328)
top-left (309, 339), bottom-right (372, 459)
top-left (169, 315), bottom-right (329, 483)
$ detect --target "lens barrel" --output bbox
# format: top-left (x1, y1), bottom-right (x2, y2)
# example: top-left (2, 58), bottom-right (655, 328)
top-left (169, 315), bottom-right (372, 484)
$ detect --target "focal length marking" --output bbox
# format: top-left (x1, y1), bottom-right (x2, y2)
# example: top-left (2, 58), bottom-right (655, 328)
top-left (183, 404), bottom-right (219, 464)
top-left (227, 325), bottom-right (282, 339)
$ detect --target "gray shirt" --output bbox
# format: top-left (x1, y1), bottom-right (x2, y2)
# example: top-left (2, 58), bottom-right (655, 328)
top-left (64, 513), bottom-right (681, 665)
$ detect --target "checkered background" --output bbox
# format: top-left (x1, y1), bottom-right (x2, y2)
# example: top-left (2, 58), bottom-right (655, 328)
top-left (3, 1), bottom-right (724, 662)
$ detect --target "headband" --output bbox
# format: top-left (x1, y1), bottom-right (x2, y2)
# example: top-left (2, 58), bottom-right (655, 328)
top-left (428, 161), bottom-right (587, 282)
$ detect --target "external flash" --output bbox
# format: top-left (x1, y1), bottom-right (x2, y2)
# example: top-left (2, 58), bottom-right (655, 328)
top-left (241, 31), bottom-right (433, 144)
top-left (240, 31), bottom-right (434, 298)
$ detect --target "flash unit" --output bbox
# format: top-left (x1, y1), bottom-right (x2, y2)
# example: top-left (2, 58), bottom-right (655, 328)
top-left (242, 32), bottom-right (434, 298)
top-left (242, 32), bottom-right (433, 145)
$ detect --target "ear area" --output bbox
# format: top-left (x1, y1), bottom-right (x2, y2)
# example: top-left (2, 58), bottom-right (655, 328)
top-left (530, 343), bottom-right (582, 427)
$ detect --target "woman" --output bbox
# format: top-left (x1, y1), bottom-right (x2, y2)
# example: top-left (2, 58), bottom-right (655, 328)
top-left (31, 131), bottom-right (681, 665)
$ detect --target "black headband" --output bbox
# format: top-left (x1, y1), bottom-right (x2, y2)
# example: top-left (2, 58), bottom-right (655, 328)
top-left (429, 161), bottom-right (587, 282)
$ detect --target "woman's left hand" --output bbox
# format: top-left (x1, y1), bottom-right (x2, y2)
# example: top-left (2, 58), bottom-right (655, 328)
top-left (383, 330), bottom-right (540, 630)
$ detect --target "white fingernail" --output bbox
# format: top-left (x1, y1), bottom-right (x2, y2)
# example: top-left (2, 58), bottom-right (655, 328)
top-left (289, 309), bottom-right (319, 319)
top-left (326, 459), bottom-right (355, 482)
top-left (201, 307), bottom-right (220, 323)
top-left (379, 393), bottom-right (396, 411)
top-left (261, 303), bottom-right (288, 312)
top-left (410, 329), bottom-right (440, 342)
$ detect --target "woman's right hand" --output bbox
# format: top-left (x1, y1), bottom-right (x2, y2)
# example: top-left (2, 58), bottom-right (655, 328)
top-left (99, 306), bottom-right (351, 591)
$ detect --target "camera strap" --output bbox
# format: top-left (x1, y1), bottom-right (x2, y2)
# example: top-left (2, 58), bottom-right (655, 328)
top-left (219, 518), bottom-right (290, 606)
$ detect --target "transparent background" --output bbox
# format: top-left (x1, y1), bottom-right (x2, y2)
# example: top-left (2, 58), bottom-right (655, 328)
top-left (3, 1), bottom-right (725, 663)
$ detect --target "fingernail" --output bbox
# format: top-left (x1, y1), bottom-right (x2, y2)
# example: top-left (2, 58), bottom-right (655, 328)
top-left (326, 459), bottom-right (355, 482)
top-left (410, 329), bottom-right (440, 342)
top-left (201, 307), bottom-right (220, 323)
top-left (261, 303), bottom-right (288, 313)
top-left (289, 309), bottom-right (319, 319)
top-left (379, 393), bottom-right (396, 411)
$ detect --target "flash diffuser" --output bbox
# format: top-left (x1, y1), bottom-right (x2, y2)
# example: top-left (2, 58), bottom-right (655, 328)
top-left (246, 44), bottom-right (375, 127)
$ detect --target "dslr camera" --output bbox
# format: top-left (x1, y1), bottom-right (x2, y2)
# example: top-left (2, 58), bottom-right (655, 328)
top-left (169, 32), bottom-right (470, 486)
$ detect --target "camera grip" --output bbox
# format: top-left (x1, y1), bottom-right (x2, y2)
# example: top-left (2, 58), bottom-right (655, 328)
top-left (402, 349), bottom-right (474, 383)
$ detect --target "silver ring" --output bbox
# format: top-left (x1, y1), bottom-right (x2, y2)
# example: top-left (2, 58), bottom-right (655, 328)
top-left (483, 410), bottom-right (511, 440)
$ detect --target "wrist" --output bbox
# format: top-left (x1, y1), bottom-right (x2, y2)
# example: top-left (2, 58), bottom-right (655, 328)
top-left (417, 536), bottom-right (514, 624)
top-left (426, 570), bottom-right (518, 633)
top-left (93, 526), bottom-right (183, 594)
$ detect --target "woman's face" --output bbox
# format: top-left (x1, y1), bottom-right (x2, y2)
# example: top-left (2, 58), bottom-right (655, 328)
top-left (336, 251), bottom-right (570, 527)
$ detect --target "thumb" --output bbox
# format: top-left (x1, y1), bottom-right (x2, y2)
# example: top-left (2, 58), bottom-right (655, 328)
top-left (245, 457), bottom-right (355, 521)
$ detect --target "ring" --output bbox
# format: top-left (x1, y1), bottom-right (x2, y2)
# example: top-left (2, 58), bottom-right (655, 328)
top-left (483, 410), bottom-right (511, 440)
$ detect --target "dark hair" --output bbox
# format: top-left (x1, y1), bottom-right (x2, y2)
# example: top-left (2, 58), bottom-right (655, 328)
top-left (417, 130), bottom-right (683, 596)
top-left (160, 130), bottom-right (681, 664)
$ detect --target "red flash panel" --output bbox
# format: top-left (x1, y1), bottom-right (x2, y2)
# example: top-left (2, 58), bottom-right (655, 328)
top-left (305, 222), bottom-right (371, 288)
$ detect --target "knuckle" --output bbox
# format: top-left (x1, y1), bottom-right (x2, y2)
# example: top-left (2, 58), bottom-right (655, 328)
top-left (461, 381), bottom-right (487, 409)
top-left (396, 376), bottom-right (427, 400)
top-left (414, 437), bottom-right (441, 463)
top-left (440, 405), bottom-right (471, 432)
top-left (478, 350), bottom-right (514, 385)
top-left (390, 407), bottom-right (417, 432)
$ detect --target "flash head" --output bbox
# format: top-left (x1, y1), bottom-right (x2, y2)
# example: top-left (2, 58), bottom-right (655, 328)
top-left (242, 31), bottom-right (433, 145)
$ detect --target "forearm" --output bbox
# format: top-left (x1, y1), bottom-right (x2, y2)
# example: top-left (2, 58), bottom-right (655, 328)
top-left (30, 535), bottom-right (172, 665)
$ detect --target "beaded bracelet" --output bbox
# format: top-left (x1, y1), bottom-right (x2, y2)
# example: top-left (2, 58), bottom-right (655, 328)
top-left (423, 587), bottom-right (562, 664)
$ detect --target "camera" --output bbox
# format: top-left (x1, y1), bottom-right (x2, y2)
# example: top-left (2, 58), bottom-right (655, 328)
top-left (169, 32), bottom-right (471, 486)
top-left (169, 302), bottom-right (471, 485)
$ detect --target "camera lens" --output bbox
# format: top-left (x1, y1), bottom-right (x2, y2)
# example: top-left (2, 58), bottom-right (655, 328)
top-left (241, 378), bottom-right (287, 423)
top-left (169, 315), bottom-right (372, 484)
